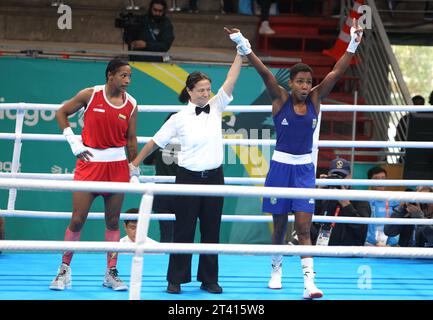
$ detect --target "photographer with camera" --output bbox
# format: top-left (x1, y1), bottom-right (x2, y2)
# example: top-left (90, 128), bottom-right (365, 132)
top-left (311, 158), bottom-right (371, 246)
top-left (384, 186), bottom-right (433, 247)
top-left (116, 0), bottom-right (174, 60)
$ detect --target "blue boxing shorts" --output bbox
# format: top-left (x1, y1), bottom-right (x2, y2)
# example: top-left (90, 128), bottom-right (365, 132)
top-left (262, 153), bottom-right (316, 215)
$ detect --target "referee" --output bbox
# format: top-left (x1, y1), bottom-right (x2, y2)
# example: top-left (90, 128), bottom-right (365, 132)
top-left (130, 32), bottom-right (242, 294)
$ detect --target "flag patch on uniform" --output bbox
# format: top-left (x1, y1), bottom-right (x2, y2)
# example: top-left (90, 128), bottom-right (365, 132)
top-left (118, 114), bottom-right (127, 120)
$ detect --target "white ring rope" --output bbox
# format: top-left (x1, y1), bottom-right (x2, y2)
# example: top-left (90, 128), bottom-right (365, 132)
top-left (1, 103), bottom-right (433, 112)
top-left (1, 240), bottom-right (433, 260)
top-left (0, 133), bottom-right (431, 148)
top-left (3, 178), bottom-right (433, 203)
top-left (2, 172), bottom-right (433, 187)
top-left (1, 209), bottom-right (432, 226)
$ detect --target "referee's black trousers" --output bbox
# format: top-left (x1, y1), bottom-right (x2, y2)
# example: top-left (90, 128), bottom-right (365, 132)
top-left (167, 166), bottom-right (224, 284)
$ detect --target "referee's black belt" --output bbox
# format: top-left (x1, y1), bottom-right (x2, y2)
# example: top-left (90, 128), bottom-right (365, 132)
top-left (179, 166), bottom-right (221, 178)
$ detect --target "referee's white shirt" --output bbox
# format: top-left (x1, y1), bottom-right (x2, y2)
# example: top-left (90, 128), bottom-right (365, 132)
top-left (153, 87), bottom-right (233, 172)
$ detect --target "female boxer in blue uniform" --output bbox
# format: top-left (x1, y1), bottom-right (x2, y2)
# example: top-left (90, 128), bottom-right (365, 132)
top-left (229, 20), bottom-right (363, 298)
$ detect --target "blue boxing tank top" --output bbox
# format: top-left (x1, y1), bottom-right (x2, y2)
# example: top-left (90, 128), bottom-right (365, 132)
top-left (273, 95), bottom-right (318, 155)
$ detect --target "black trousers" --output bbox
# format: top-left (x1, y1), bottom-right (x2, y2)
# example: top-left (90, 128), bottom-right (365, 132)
top-left (167, 166), bottom-right (224, 284)
top-left (153, 195), bottom-right (175, 243)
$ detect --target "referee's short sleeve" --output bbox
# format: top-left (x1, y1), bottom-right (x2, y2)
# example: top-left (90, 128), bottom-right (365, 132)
top-left (153, 115), bottom-right (177, 148)
top-left (212, 87), bottom-right (233, 113)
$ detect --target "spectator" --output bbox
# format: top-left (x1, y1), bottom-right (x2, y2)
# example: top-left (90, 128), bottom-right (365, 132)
top-left (120, 208), bottom-right (158, 243)
top-left (143, 113), bottom-right (178, 243)
top-left (384, 186), bottom-right (433, 247)
top-left (257, 0), bottom-right (276, 35)
top-left (394, 95), bottom-right (425, 163)
top-left (188, 0), bottom-right (199, 13)
top-left (169, 0), bottom-right (181, 12)
top-left (424, 1), bottom-right (433, 21)
top-left (126, 0), bottom-right (174, 61)
top-left (311, 158), bottom-right (371, 246)
top-left (364, 166), bottom-right (399, 247)
top-left (221, 0), bottom-right (237, 14)
top-left (395, 95), bottom-right (425, 142)
top-left (412, 95), bottom-right (426, 106)
top-left (429, 90), bottom-right (433, 106)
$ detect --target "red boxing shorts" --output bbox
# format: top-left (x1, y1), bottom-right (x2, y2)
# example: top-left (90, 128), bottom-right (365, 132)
top-left (74, 159), bottom-right (129, 196)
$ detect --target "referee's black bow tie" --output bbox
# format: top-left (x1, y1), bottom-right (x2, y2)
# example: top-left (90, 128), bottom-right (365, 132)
top-left (195, 104), bottom-right (210, 115)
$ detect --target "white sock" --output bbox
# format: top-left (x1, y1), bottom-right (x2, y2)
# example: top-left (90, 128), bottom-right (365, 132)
top-left (301, 257), bottom-right (314, 275)
top-left (272, 255), bottom-right (283, 268)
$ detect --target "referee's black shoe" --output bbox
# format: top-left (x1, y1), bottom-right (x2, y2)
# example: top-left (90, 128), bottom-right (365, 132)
top-left (200, 282), bottom-right (223, 294)
top-left (167, 282), bottom-right (181, 294)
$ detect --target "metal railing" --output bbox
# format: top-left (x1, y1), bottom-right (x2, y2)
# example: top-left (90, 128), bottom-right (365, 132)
top-left (339, 0), bottom-right (412, 164)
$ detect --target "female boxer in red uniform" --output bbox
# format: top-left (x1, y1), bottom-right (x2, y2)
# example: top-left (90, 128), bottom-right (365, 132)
top-left (49, 59), bottom-right (138, 291)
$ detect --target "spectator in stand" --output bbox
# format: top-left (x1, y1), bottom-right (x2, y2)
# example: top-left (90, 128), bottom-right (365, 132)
top-left (424, 1), bottom-right (433, 21)
top-left (257, 0), bottom-right (276, 35)
top-left (169, 0), bottom-right (181, 11)
top-left (364, 166), bottom-right (399, 247)
top-left (385, 186), bottom-right (433, 247)
top-left (395, 95), bottom-right (425, 142)
top-left (188, 0), bottom-right (199, 13)
top-left (394, 95), bottom-right (425, 163)
top-left (126, 0), bottom-right (175, 60)
top-left (220, 0), bottom-right (237, 14)
top-left (311, 158), bottom-right (371, 247)
top-left (429, 90), bottom-right (433, 106)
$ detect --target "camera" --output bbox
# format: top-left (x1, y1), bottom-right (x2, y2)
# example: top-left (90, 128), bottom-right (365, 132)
top-left (115, 12), bottom-right (144, 29)
top-left (115, 12), bottom-right (145, 45)
top-left (323, 173), bottom-right (346, 189)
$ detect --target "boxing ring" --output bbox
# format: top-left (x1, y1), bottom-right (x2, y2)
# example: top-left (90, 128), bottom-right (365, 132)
top-left (1, 103), bottom-right (433, 300)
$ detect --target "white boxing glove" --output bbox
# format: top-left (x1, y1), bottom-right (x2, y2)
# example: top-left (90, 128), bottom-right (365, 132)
top-left (346, 25), bottom-right (363, 53)
top-left (229, 32), bottom-right (244, 45)
top-left (63, 127), bottom-right (87, 156)
top-left (130, 176), bottom-right (140, 183)
top-left (236, 40), bottom-right (252, 56)
top-left (129, 162), bottom-right (140, 183)
top-left (229, 32), bottom-right (252, 56)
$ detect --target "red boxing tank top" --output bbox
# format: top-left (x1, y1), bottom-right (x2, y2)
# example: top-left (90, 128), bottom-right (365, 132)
top-left (81, 85), bottom-right (137, 149)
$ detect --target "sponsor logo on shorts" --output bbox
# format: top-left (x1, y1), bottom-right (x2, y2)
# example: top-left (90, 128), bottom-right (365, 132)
top-left (309, 198), bottom-right (315, 204)
top-left (281, 118), bottom-right (288, 126)
top-left (312, 118), bottom-right (317, 129)
top-left (118, 113), bottom-right (127, 120)
top-left (270, 197), bottom-right (277, 205)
